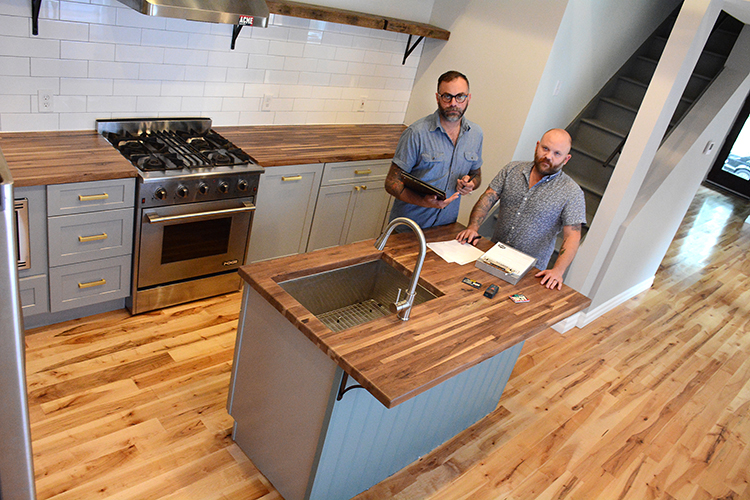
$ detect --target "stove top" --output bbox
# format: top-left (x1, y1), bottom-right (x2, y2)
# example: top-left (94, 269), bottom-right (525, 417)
top-left (97, 118), bottom-right (264, 207)
top-left (97, 118), bottom-right (262, 178)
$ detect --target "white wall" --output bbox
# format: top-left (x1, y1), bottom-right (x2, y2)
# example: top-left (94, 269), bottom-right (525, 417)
top-left (0, 0), bottom-right (434, 132)
top-left (581, 24), bottom-right (750, 311)
top-left (407, 0), bottom-right (570, 224)
top-left (405, 0), bottom-right (683, 225)
top-left (515, 0), bottom-right (683, 158)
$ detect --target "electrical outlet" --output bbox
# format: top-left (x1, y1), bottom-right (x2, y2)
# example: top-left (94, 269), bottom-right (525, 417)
top-left (262, 94), bottom-right (273, 112)
top-left (357, 97), bottom-right (366, 112)
top-left (38, 89), bottom-right (54, 113)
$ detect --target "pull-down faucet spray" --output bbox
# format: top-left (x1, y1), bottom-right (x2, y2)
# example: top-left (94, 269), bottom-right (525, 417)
top-left (374, 217), bottom-right (426, 321)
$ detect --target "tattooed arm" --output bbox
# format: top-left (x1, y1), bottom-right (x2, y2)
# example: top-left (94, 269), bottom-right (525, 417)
top-left (455, 186), bottom-right (500, 245)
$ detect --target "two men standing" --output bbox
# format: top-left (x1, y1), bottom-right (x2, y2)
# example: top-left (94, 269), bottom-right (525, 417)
top-left (386, 71), bottom-right (586, 289)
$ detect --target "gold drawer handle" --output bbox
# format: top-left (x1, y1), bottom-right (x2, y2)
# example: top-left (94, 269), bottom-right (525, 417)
top-left (281, 175), bottom-right (302, 182)
top-left (78, 278), bottom-right (106, 289)
top-left (354, 185), bottom-right (367, 191)
top-left (354, 169), bottom-right (372, 175)
top-left (79, 193), bottom-right (109, 201)
top-left (78, 233), bottom-right (108, 243)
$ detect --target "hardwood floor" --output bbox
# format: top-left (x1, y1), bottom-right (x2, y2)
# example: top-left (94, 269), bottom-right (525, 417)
top-left (26, 184), bottom-right (750, 500)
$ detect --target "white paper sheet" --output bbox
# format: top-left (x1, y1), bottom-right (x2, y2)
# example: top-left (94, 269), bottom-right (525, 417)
top-left (427, 239), bottom-right (485, 265)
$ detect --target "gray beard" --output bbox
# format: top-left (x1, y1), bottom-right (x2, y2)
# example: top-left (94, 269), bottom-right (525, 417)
top-left (438, 106), bottom-right (465, 122)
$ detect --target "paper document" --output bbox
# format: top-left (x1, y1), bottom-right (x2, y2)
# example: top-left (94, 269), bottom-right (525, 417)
top-left (427, 240), bottom-right (485, 265)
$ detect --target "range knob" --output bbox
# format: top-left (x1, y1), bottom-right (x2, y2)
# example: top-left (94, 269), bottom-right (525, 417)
top-left (198, 183), bottom-right (209, 195)
top-left (218, 181), bottom-right (229, 194)
top-left (155, 187), bottom-right (167, 200)
top-left (176, 185), bottom-right (189, 198)
top-left (237, 179), bottom-right (248, 192)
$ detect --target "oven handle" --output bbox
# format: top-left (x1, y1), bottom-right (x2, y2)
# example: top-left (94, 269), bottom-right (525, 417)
top-left (146, 202), bottom-right (256, 224)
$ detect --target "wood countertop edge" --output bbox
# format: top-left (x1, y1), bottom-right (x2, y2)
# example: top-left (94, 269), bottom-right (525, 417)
top-left (239, 226), bottom-right (592, 409)
top-left (2, 124), bottom-right (404, 186)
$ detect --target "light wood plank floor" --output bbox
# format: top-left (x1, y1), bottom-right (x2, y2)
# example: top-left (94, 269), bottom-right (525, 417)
top-left (26, 184), bottom-right (750, 500)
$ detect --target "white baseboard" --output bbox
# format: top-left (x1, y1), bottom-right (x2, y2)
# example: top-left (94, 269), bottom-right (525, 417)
top-left (552, 276), bottom-right (655, 334)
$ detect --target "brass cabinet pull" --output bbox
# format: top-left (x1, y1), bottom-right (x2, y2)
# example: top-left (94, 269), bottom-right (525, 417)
top-left (353, 185), bottom-right (368, 192)
top-left (78, 278), bottom-right (106, 289)
top-left (281, 175), bottom-right (302, 182)
top-left (361, 185), bottom-right (367, 190)
top-left (354, 169), bottom-right (372, 175)
top-left (78, 232), bottom-right (108, 243)
top-left (79, 193), bottom-right (109, 201)
top-left (354, 186), bottom-right (361, 191)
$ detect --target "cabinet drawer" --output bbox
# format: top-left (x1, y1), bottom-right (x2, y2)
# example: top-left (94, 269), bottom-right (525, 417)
top-left (321, 159), bottom-right (391, 186)
top-left (48, 208), bottom-right (134, 267)
top-left (49, 255), bottom-right (131, 312)
top-left (19, 274), bottom-right (49, 317)
top-left (47, 178), bottom-right (135, 216)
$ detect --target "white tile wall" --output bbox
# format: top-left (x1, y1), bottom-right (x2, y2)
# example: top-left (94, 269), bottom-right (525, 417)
top-left (0, 0), bottom-right (422, 132)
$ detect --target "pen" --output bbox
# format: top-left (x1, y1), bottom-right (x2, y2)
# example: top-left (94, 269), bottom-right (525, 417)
top-left (470, 235), bottom-right (481, 244)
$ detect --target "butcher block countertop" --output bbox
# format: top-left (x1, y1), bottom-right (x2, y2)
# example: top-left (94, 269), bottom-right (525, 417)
top-left (239, 223), bottom-right (591, 408)
top-left (216, 123), bottom-right (405, 167)
top-left (0, 130), bottom-right (138, 187)
top-left (0, 124), bottom-right (405, 186)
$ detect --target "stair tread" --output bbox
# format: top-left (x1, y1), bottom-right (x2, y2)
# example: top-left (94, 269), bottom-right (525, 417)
top-left (580, 118), bottom-right (628, 139)
top-left (570, 146), bottom-right (608, 164)
top-left (600, 96), bottom-right (639, 113)
top-left (619, 75), bottom-right (649, 88)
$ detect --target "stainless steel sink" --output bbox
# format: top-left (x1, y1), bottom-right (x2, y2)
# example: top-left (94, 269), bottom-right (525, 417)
top-left (277, 258), bottom-right (439, 332)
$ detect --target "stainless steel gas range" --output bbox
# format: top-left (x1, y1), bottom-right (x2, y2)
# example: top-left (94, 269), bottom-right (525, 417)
top-left (97, 117), bottom-right (264, 314)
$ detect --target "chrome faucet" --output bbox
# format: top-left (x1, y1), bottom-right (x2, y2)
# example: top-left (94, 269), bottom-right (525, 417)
top-left (375, 217), bottom-right (426, 321)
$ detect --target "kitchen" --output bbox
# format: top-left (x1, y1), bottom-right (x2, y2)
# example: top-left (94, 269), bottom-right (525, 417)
top-left (3, 0), bottom-right (750, 499)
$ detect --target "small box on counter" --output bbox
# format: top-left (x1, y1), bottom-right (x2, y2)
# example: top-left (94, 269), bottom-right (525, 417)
top-left (475, 242), bottom-right (536, 285)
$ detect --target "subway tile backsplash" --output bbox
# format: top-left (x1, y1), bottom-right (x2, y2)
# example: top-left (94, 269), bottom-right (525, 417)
top-left (0, 0), bottom-right (421, 132)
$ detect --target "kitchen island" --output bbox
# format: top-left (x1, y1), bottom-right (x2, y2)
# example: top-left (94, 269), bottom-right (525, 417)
top-left (227, 223), bottom-right (591, 500)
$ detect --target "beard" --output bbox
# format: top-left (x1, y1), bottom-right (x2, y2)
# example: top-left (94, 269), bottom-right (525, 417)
top-left (438, 103), bottom-right (466, 122)
top-left (533, 154), bottom-right (564, 177)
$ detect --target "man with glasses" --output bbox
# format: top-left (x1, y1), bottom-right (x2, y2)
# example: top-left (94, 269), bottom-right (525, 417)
top-left (385, 70), bottom-right (483, 229)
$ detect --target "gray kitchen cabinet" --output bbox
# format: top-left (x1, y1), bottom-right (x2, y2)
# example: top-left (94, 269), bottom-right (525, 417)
top-left (16, 185), bottom-right (50, 317)
top-left (47, 179), bottom-right (134, 313)
top-left (246, 163), bottom-right (324, 263)
top-left (306, 159), bottom-right (392, 252)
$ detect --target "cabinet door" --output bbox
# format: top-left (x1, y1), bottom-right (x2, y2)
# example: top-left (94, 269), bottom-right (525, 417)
top-left (306, 184), bottom-right (356, 252)
top-left (246, 164), bottom-right (324, 263)
top-left (345, 180), bottom-right (392, 245)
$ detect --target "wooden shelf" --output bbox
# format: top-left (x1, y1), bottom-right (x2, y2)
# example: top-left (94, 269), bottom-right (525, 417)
top-left (266, 0), bottom-right (450, 40)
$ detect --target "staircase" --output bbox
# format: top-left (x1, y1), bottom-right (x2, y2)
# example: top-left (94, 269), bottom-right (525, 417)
top-left (564, 9), bottom-right (744, 227)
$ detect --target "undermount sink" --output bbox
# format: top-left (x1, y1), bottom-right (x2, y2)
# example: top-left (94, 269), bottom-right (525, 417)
top-left (277, 258), bottom-right (439, 332)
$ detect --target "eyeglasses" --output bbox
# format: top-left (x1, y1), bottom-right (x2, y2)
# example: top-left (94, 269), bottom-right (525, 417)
top-left (438, 92), bottom-right (468, 103)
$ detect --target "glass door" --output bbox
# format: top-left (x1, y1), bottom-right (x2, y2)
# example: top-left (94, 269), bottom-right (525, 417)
top-left (706, 94), bottom-right (750, 198)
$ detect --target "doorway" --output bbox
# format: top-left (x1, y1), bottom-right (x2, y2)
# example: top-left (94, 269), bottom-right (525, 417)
top-left (705, 93), bottom-right (750, 199)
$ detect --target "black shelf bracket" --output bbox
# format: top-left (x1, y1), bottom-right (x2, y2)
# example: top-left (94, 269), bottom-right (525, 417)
top-left (231, 25), bottom-right (243, 50)
top-left (402, 34), bottom-right (424, 65)
top-left (31, 0), bottom-right (42, 35)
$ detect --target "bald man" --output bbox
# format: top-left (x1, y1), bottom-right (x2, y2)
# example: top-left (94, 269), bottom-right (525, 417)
top-left (456, 129), bottom-right (586, 290)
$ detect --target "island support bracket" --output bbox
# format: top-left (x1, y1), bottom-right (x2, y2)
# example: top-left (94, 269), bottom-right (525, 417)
top-left (402, 34), bottom-right (424, 65)
top-left (31, 0), bottom-right (41, 35)
top-left (336, 372), bottom-right (364, 401)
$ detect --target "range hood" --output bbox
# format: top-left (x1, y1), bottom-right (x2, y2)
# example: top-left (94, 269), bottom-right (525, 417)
top-left (116, 0), bottom-right (270, 27)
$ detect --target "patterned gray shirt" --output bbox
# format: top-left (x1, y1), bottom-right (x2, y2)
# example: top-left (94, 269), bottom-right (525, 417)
top-left (489, 161), bottom-right (586, 269)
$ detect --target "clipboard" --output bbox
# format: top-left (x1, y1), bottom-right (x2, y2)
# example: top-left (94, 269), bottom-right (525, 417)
top-left (398, 168), bottom-right (446, 200)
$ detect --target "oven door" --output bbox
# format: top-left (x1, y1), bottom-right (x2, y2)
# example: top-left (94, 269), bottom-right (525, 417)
top-left (137, 198), bottom-right (255, 289)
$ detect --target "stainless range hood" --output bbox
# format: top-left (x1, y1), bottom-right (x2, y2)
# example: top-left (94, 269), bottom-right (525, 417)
top-left (117, 0), bottom-right (269, 27)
